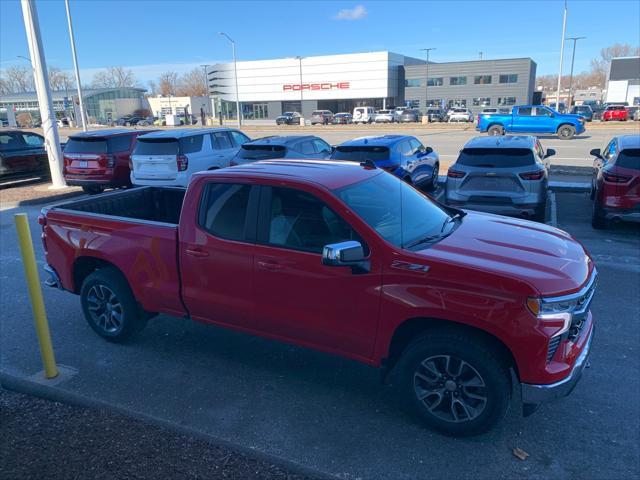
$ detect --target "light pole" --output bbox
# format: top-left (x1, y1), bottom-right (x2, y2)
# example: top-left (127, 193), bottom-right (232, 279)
top-left (479, 51), bottom-right (483, 60)
top-left (219, 32), bottom-right (241, 127)
top-left (64, 0), bottom-right (87, 131)
top-left (295, 56), bottom-right (304, 115)
top-left (566, 36), bottom-right (586, 108)
top-left (200, 63), bottom-right (209, 124)
top-left (555, 0), bottom-right (568, 111)
top-left (420, 48), bottom-right (436, 114)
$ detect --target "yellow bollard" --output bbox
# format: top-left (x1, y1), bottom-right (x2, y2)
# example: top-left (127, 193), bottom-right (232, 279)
top-left (14, 213), bottom-right (58, 379)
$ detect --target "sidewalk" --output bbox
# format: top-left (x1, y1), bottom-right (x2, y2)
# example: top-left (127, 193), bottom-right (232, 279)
top-left (0, 386), bottom-right (320, 480)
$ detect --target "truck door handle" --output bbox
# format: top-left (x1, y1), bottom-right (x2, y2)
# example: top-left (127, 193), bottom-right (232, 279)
top-left (185, 248), bottom-right (209, 258)
top-left (257, 260), bottom-right (283, 272)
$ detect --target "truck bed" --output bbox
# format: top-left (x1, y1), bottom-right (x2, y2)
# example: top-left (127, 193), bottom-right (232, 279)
top-left (55, 186), bottom-right (185, 225)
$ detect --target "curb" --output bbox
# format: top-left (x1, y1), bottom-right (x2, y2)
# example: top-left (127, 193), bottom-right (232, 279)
top-left (0, 371), bottom-right (337, 480)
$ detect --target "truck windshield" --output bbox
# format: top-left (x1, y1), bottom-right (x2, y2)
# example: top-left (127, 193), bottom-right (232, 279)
top-left (134, 138), bottom-right (179, 155)
top-left (65, 138), bottom-right (108, 154)
top-left (457, 148), bottom-right (535, 168)
top-left (617, 149), bottom-right (640, 170)
top-left (237, 144), bottom-right (286, 160)
top-left (334, 172), bottom-right (451, 249)
top-left (331, 146), bottom-right (390, 162)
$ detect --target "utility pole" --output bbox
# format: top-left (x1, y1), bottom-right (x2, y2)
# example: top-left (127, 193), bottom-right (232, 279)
top-left (20, 0), bottom-right (66, 188)
top-left (555, 0), bottom-right (568, 111)
top-left (295, 56), bottom-right (304, 114)
top-left (64, 0), bottom-right (87, 131)
top-left (479, 51), bottom-right (483, 60)
top-left (201, 64), bottom-right (209, 124)
top-left (420, 48), bottom-right (436, 114)
top-left (566, 36), bottom-right (586, 108)
top-left (219, 32), bottom-right (241, 127)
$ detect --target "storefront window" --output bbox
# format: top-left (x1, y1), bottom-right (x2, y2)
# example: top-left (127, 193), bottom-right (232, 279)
top-left (427, 77), bottom-right (443, 87)
top-left (281, 101), bottom-right (302, 114)
top-left (242, 103), bottom-right (269, 119)
top-left (474, 75), bottom-right (492, 84)
top-left (473, 97), bottom-right (491, 106)
top-left (499, 74), bottom-right (518, 84)
top-left (447, 99), bottom-right (467, 108)
top-left (406, 100), bottom-right (420, 109)
top-left (405, 79), bottom-right (422, 87)
top-left (426, 99), bottom-right (443, 108)
top-left (449, 76), bottom-right (467, 86)
top-left (497, 97), bottom-right (517, 106)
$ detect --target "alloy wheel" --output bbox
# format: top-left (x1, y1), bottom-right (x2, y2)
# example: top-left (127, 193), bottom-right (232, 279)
top-left (413, 355), bottom-right (488, 423)
top-left (86, 284), bottom-right (123, 334)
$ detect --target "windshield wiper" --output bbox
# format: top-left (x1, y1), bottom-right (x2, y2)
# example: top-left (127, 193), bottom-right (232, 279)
top-left (404, 234), bottom-right (443, 249)
top-left (440, 211), bottom-right (466, 233)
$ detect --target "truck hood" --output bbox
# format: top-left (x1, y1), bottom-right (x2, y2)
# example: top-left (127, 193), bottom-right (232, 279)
top-left (558, 113), bottom-right (584, 122)
top-left (415, 211), bottom-right (592, 296)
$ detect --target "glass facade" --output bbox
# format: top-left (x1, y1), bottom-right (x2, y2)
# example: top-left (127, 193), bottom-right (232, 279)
top-left (499, 74), bottom-right (518, 83)
top-left (473, 97), bottom-right (491, 106)
top-left (449, 76), bottom-right (467, 86)
top-left (405, 79), bottom-right (422, 87)
top-left (474, 75), bottom-right (492, 84)
top-left (427, 77), bottom-right (443, 87)
top-left (447, 99), bottom-right (467, 108)
top-left (242, 103), bottom-right (269, 119)
top-left (83, 88), bottom-right (146, 123)
top-left (498, 96), bottom-right (517, 106)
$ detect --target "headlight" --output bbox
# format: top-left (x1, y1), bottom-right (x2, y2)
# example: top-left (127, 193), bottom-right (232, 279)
top-left (526, 297), bottom-right (574, 337)
top-left (578, 117), bottom-right (586, 123)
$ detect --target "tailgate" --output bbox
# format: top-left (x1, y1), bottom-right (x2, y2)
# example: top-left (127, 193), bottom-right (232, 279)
top-left (458, 170), bottom-right (526, 198)
top-left (64, 153), bottom-right (106, 174)
top-left (132, 154), bottom-right (178, 180)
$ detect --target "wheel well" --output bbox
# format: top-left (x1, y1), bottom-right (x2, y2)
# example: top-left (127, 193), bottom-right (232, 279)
top-left (386, 318), bottom-right (519, 378)
top-left (556, 123), bottom-right (576, 132)
top-left (72, 257), bottom-right (121, 294)
top-left (487, 123), bottom-right (503, 130)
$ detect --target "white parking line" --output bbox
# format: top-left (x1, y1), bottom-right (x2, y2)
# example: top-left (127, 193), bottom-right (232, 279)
top-left (547, 191), bottom-right (558, 227)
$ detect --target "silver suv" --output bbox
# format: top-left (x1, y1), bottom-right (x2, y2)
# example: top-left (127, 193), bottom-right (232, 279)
top-left (310, 110), bottom-right (334, 125)
top-left (445, 135), bottom-right (555, 221)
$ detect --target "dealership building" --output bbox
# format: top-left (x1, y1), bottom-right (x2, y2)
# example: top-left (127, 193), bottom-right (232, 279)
top-left (209, 51), bottom-right (537, 120)
top-left (605, 56), bottom-right (640, 105)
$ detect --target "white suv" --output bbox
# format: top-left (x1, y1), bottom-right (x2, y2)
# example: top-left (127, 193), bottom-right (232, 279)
top-left (353, 106), bottom-right (376, 124)
top-left (130, 128), bottom-right (250, 187)
top-left (447, 108), bottom-right (474, 123)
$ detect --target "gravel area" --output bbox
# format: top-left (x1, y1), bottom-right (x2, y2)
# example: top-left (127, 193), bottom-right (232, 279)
top-left (0, 387), bottom-right (320, 480)
top-left (0, 180), bottom-right (83, 207)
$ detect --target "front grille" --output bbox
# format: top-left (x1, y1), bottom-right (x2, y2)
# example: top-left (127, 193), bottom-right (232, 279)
top-left (547, 335), bottom-right (562, 362)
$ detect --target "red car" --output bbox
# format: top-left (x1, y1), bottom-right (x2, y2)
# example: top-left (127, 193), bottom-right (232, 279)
top-left (40, 160), bottom-right (595, 436)
top-left (591, 134), bottom-right (640, 228)
top-left (63, 129), bottom-right (155, 194)
top-left (601, 105), bottom-right (628, 121)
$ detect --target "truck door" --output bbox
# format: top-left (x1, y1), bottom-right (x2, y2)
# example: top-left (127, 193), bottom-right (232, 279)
top-left (532, 106), bottom-right (555, 133)
top-left (179, 181), bottom-right (259, 329)
top-left (251, 185), bottom-right (382, 359)
top-left (512, 106), bottom-right (535, 133)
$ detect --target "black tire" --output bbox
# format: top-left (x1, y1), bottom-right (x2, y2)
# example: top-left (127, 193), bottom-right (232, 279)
top-left (82, 185), bottom-right (104, 195)
top-left (426, 163), bottom-right (439, 191)
top-left (396, 331), bottom-right (511, 436)
top-left (557, 125), bottom-right (576, 140)
top-left (591, 200), bottom-right (607, 229)
top-left (533, 203), bottom-right (546, 222)
top-left (80, 267), bottom-right (147, 342)
top-left (487, 125), bottom-right (503, 136)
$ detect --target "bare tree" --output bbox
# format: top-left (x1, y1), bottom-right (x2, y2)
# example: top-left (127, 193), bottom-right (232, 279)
top-left (147, 80), bottom-right (158, 96)
top-left (158, 71), bottom-right (179, 96)
top-left (91, 66), bottom-right (137, 88)
top-left (48, 67), bottom-right (75, 91)
top-left (590, 43), bottom-right (640, 88)
top-left (176, 68), bottom-right (208, 96)
top-left (1, 65), bottom-right (35, 93)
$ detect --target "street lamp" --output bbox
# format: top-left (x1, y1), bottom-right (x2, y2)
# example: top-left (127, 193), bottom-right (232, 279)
top-left (294, 56), bottom-right (304, 114)
top-left (64, 0), bottom-right (87, 131)
top-left (555, 0), bottom-right (568, 111)
top-left (200, 63), bottom-right (209, 124)
top-left (219, 32), bottom-right (242, 127)
top-left (420, 48), bottom-right (436, 114)
top-left (566, 36), bottom-right (586, 108)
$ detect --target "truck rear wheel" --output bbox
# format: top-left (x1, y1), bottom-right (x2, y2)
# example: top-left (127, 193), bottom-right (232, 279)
top-left (557, 125), bottom-right (576, 139)
top-left (80, 267), bottom-right (147, 342)
top-left (396, 331), bottom-right (511, 436)
top-left (487, 125), bottom-right (503, 136)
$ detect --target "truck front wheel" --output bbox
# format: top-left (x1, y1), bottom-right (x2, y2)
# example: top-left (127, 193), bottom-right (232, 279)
top-left (80, 267), bottom-right (147, 342)
top-left (396, 331), bottom-right (511, 436)
top-left (487, 125), bottom-right (503, 136)
top-left (557, 125), bottom-right (576, 139)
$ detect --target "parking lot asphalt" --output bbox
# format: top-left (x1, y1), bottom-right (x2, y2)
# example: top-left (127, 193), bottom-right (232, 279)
top-left (1, 190), bottom-right (638, 479)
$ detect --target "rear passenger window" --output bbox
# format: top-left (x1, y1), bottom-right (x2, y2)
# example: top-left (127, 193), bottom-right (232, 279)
top-left (296, 141), bottom-right (316, 155)
top-left (180, 135), bottom-right (203, 154)
top-left (200, 183), bottom-right (252, 241)
top-left (229, 131), bottom-right (249, 147)
top-left (212, 132), bottom-right (233, 149)
top-left (108, 135), bottom-right (132, 152)
top-left (517, 107), bottom-right (532, 116)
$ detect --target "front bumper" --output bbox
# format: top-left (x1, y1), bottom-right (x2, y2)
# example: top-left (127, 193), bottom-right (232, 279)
top-left (521, 323), bottom-right (594, 404)
top-left (43, 264), bottom-right (63, 290)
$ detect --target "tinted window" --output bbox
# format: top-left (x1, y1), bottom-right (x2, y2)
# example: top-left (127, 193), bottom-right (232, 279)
top-left (534, 107), bottom-right (552, 117)
top-left (22, 133), bottom-right (45, 146)
top-left (108, 135), bottom-right (132, 152)
top-left (296, 141), bottom-right (316, 155)
top-left (457, 148), bottom-right (535, 168)
top-left (331, 146), bottom-right (390, 162)
top-left (133, 138), bottom-right (179, 155)
top-left (313, 139), bottom-right (331, 154)
top-left (266, 187), bottom-right (361, 253)
top-left (229, 131), bottom-right (249, 147)
top-left (212, 132), bottom-right (233, 149)
top-left (180, 135), bottom-right (203, 154)
top-left (517, 107), bottom-right (533, 116)
top-left (335, 173), bottom-right (450, 249)
top-left (65, 138), bottom-right (108, 154)
top-left (616, 149), bottom-right (640, 169)
top-left (0, 132), bottom-right (25, 150)
top-left (409, 138), bottom-right (423, 154)
top-left (200, 183), bottom-right (251, 241)
top-left (399, 141), bottom-right (413, 157)
top-left (237, 144), bottom-right (286, 160)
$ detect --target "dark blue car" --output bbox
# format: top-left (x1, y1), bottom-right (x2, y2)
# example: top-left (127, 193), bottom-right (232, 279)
top-left (330, 135), bottom-right (440, 190)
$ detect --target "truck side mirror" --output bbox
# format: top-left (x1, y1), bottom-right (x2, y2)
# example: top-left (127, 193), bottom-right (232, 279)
top-left (424, 146), bottom-right (433, 154)
top-left (322, 241), bottom-right (370, 274)
top-left (590, 148), bottom-right (602, 158)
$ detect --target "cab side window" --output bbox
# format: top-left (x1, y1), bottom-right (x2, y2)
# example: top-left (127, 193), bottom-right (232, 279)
top-left (517, 107), bottom-right (533, 116)
top-left (199, 183), bottom-right (252, 242)
top-left (22, 133), bottom-right (45, 147)
top-left (229, 131), bottom-right (250, 147)
top-left (212, 132), bottom-right (233, 150)
top-left (263, 187), bottom-right (365, 254)
top-left (534, 107), bottom-right (552, 117)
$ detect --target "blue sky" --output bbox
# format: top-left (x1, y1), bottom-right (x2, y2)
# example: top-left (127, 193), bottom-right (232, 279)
top-left (1, 0), bottom-right (639, 86)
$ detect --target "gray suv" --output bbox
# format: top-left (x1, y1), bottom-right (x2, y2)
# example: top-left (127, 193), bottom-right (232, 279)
top-left (445, 135), bottom-right (555, 221)
top-left (230, 135), bottom-right (332, 166)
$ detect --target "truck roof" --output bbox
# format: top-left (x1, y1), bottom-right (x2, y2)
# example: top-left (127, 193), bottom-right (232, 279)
top-left (463, 135), bottom-right (537, 149)
top-left (194, 159), bottom-right (382, 190)
top-left (137, 128), bottom-right (236, 139)
top-left (338, 135), bottom-right (410, 147)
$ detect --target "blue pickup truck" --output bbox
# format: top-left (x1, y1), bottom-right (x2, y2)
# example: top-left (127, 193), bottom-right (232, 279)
top-left (476, 105), bottom-right (586, 139)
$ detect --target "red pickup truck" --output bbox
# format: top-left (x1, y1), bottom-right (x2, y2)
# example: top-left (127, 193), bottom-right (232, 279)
top-left (40, 160), bottom-right (596, 436)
